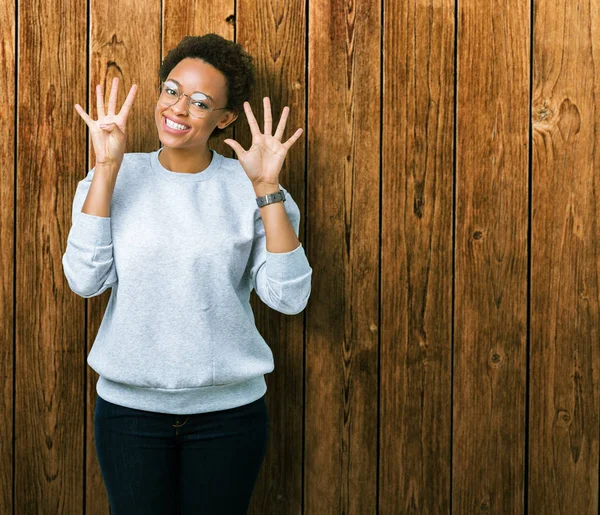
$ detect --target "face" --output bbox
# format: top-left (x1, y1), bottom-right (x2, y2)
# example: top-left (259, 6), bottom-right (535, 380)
top-left (154, 57), bottom-right (238, 149)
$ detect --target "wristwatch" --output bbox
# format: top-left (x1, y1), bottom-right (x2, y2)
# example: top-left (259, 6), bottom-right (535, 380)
top-left (256, 189), bottom-right (286, 208)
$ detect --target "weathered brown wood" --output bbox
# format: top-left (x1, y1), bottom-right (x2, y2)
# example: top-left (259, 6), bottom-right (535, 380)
top-left (162, 2), bottom-right (234, 159)
top-left (452, 0), bottom-right (530, 512)
top-left (16, 0), bottom-right (87, 511)
top-left (89, 1), bottom-right (160, 162)
top-left (0, 0), bottom-right (15, 513)
top-left (86, 1), bottom-right (162, 512)
top-left (305, 0), bottom-right (381, 513)
top-left (7, 1), bottom-right (600, 513)
top-left (529, 0), bottom-right (600, 513)
top-left (235, 1), bottom-right (307, 512)
top-left (380, 0), bottom-right (455, 512)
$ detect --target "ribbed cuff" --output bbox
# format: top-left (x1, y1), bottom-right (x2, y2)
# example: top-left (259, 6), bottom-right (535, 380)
top-left (265, 242), bottom-right (311, 282)
top-left (71, 212), bottom-right (112, 246)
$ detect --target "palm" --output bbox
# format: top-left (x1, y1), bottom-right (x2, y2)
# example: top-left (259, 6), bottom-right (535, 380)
top-left (241, 135), bottom-right (286, 181)
top-left (74, 77), bottom-right (137, 166)
top-left (224, 97), bottom-right (303, 185)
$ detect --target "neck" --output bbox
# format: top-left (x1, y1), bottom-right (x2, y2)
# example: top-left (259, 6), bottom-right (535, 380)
top-left (159, 145), bottom-right (213, 174)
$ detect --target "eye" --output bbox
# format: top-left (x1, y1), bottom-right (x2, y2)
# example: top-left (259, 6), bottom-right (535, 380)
top-left (192, 100), bottom-right (209, 109)
top-left (165, 87), bottom-right (178, 96)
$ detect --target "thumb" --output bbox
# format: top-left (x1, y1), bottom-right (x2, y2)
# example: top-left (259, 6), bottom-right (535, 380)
top-left (99, 122), bottom-right (118, 132)
top-left (223, 139), bottom-right (244, 156)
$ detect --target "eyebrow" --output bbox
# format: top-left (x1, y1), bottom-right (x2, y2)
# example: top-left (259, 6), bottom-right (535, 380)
top-left (165, 78), bottom-right (215, 102)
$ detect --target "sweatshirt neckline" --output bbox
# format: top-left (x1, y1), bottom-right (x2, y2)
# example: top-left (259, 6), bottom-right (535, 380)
top-left (151, 147), bottom-right (223, 182)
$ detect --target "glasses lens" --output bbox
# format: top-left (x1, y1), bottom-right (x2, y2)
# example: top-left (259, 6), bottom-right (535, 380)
top-left (159, 81), bottom-right (212, 118)
top-left (159, 81), bottom-right (179, 106)
top-left (188, 93), bottom-right (212, 118)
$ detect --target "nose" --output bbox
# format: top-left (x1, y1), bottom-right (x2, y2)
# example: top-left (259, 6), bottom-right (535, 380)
top-left (169, 95), bottom-right (189, 116)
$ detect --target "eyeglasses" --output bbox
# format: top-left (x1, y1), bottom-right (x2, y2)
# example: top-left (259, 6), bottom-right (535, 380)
top-left (157, 80), bottom-right (229, 118)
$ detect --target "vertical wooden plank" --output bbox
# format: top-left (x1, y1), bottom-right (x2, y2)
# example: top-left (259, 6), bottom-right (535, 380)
top-left (17, 0), bottom-right (86, 511)
top-left (161, 2), bottom-right (300, 512)
top-left (162, 0), bottom-right (234, 157)
top-left (89, 0), bottom-right (160, 161)
top-left (452, 0), bottom-right (530, 512)
top-left (86, 1), bottom-right (161, 512)
top-left (306, 0), bottom-right (380, 513)
top-left (529, 0), bottom-right (600, 512)
top-left (0, 0), bottom-right (15, 512)
top-left (380, 0), bottom-right (454, 512)
top-left (235, 1), bottom-right (307, 512)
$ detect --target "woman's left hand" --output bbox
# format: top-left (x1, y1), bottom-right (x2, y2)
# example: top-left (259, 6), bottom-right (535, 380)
top-left (223, 97), bottom-right (303, 186)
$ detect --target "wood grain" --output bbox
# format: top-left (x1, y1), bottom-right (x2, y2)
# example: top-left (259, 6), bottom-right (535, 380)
top-left (86, 1), bottom-right (161, 512)
top-left (452, 0), bottom-right (530, 512)
top-left (162, 0), bottom-right (235, 159)
top-left (305, 0), bottom-right (381, 513)
top-left (16, 0), bottom-right (87, 511)
top-left (236, 1), bottom-right (307, 512)
top-left (529, 0), bottom-right (600, 512)
top-left (5, 0), bottom-right (600, 512)
top-left (380, 0), bottom-right (455, 513)
top-left (0, 0), bottom-right (15, 513)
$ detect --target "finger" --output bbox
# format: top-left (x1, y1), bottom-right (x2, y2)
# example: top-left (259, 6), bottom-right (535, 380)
top-left (223, 138), bottom-right (245, 157)
top-left (282, 128), bottom-right (303, 151)
top-left (107, 77), bottom-right (119, 116)
top-left (74, 104), bottom-right (95, 128)
top-left (263, 97), bottom-right (272, 136)
top-left (98, 122), bottom-right (117, 132)
top-left (243, 101), bottom-right (262, 138)
top-left (274, 106), bottom-right (290, 141)
top-left (96, 84), bottom-right (105, 119)
top-left (118, 83), bottom-right (137, 121)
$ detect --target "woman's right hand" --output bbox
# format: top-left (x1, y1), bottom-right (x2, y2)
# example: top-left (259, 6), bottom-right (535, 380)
top-left (75, 77), bottom-right (138, 168)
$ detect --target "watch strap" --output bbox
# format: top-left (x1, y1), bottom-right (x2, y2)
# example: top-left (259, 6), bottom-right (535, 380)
top-left (256, 189), bottom-right (286, 208)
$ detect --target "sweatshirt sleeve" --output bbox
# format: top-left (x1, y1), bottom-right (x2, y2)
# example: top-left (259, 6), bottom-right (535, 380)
top-left (61, 168), bottom-right (118, 298)
top-left (247, 186), bottom-right (312, 315)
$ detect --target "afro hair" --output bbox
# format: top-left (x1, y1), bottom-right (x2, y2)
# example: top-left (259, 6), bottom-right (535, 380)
top-left (158, 33), bottom-right (257, 139)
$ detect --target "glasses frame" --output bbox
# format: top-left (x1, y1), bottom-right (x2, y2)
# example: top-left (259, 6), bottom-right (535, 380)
top-left (157, 81), bottom-right (230, 118)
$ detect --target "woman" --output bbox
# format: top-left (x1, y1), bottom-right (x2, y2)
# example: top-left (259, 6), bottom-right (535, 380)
top-left (63, 34), bottom-right (311, 514)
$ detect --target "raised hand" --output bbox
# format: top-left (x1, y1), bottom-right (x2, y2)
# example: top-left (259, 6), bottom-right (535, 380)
top-left (74, 77), bottom-right (138, 168)
top-left (223, 97), bottom-right (303, 185)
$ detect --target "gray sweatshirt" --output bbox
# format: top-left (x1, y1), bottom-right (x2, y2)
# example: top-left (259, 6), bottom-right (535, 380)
top-left (62, 147), bottom-right (312, 414)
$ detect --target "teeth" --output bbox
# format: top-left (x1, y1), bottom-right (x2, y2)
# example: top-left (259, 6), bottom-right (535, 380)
top-left (165, 118), bottom-right (190, 130)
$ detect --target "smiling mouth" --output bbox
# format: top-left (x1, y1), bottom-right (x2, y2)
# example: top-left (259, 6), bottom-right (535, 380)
top-left (163, 116), bottom-right (191, 131)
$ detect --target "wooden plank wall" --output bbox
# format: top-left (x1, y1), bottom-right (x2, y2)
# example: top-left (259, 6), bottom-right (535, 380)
top-left (3, 0), bottom-right (598, 513)
top-left (452, 0), bottom-right (529, 511)
top-left (529, 0), bottom-right (599, 512)
top-left (86, 1), bottom-right (162, 511)
top-left (0, 0), bottom-right (15, 513)
top-left (16, 0), bottom-right (87, 513)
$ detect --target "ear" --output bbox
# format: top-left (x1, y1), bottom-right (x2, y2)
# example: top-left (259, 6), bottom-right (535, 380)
top-left (218, 110), bottom-right (239, 130)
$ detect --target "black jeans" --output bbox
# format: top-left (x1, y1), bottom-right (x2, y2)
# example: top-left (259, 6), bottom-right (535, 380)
top-left (93, 393), bottom-right (269, 514)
